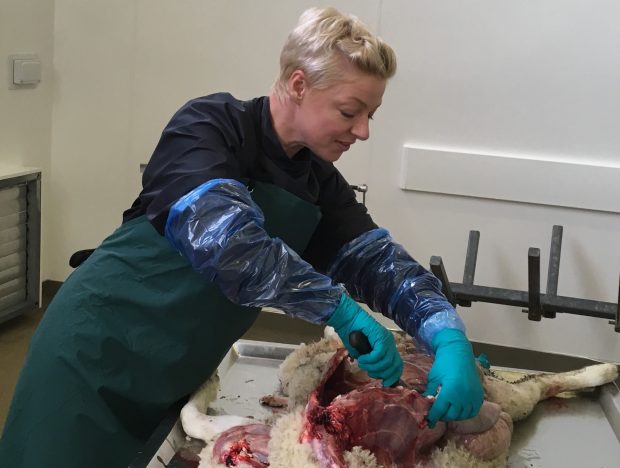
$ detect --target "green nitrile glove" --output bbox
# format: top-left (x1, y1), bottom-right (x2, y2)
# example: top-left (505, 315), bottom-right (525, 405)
top-left (424, 328), bottom-right (484, 427)
top-left (327, 294), bottom-right (403, 387)
top-left (476, 353), bottom-right (491, 370)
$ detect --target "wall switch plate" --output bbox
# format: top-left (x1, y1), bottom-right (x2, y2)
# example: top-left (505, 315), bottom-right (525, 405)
top-left (8, 54), bottom-right (41, 89)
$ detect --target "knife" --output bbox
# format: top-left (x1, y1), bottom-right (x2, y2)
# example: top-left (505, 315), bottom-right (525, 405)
top-left (349, 331), bottom-right (405, 387)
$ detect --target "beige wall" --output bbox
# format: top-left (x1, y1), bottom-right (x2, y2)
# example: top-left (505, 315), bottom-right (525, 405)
top-left (4, 1), bottom-right (620, 361)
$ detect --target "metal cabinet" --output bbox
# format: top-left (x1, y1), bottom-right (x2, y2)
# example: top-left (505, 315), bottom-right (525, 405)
top-left (0, 171), bottom-right (41, 324)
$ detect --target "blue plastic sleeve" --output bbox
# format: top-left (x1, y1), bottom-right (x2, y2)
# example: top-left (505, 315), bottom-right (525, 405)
top-left (164, 179), bottom-right (344, 323)
top-left (327, 228), bottom-right (465, 351)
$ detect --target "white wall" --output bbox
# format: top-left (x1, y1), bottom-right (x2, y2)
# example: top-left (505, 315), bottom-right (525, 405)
top-left (371, 1), bottom-right (620, 362)
top-left (47, 0), bottom-right (379, 281)
top-left (0, 0), bottom-right (55, 274)
top-left (12, 1), bottom-right (619, 361)
top-left (0, 0), bottom-right (54, 168)
top-left (47, 0), bottom-right (136, 280)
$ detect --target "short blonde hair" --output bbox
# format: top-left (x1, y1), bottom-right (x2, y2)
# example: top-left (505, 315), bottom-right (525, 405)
top-left (273, 7), bottom-right (397, 98)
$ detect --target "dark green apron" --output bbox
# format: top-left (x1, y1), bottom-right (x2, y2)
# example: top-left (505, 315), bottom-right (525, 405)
top-left (0, 182), bottom-right (321, 468)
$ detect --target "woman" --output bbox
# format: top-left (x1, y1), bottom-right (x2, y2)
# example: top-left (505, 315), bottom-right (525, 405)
top-left (0, 7), bottom-right (482, 467)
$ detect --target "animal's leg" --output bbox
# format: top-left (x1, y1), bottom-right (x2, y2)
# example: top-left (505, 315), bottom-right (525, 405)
top-left (484, 363), bottom-right (618, 421)
top-left (180, 373), bottom-right (255, 442)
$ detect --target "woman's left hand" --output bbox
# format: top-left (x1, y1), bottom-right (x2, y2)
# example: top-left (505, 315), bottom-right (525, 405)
top-left (424, 328), bottom-right (484, 427)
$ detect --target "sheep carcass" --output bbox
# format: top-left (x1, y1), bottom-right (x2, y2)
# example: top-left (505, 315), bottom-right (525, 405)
top-left (182, 335), bottom-right (618, 468)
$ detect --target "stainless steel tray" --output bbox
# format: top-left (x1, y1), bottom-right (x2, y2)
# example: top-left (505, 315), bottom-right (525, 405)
top-left (138, 340), bottom-right (620, 468)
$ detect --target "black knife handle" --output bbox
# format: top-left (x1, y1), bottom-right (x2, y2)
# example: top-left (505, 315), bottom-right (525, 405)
top-left (349, 331), bottom-right (402, 388)
top-left (349, 331), bottom-right (372, 355)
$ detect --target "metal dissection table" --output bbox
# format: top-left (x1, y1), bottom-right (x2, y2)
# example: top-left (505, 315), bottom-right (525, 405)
top-left (131, 339), bottom-right (620, 468)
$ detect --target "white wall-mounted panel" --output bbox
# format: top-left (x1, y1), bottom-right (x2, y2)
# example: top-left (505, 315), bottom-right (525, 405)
top-left (401, 146), bottom-right (620, 213)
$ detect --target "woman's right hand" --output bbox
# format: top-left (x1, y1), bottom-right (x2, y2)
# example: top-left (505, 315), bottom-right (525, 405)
top-left (327, 294), bottom-right (403, 386)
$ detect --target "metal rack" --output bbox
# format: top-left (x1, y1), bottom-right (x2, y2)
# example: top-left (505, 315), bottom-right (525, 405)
top-left (429, 225), bottom-right (620, 332)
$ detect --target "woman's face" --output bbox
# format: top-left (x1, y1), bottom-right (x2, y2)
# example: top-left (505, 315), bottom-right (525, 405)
top-left (294, 65), bottom-right (386, 162)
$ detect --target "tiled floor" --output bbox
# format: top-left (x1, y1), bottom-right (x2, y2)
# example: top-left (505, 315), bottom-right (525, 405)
top-left (0, 303), bottom-right (47, 434)
top-left (0, 282), bottom-right (323, 435)
top-left (0, 282), bottom-right (61, 434)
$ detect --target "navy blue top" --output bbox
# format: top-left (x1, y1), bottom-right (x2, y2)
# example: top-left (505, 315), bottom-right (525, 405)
top-left (123, 93), bottom-right (377, 272)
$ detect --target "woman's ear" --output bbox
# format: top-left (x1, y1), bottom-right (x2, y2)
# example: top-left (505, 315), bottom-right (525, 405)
top-left (288, 69), bottom-right (306, 101)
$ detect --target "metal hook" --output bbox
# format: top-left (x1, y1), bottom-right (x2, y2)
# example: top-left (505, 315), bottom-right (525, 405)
top-left (350, 184), bottom-right (368, 206)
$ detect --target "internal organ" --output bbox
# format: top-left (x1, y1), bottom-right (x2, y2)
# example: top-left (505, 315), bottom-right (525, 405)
top-left (212, 423), bottom-right (271, 467)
